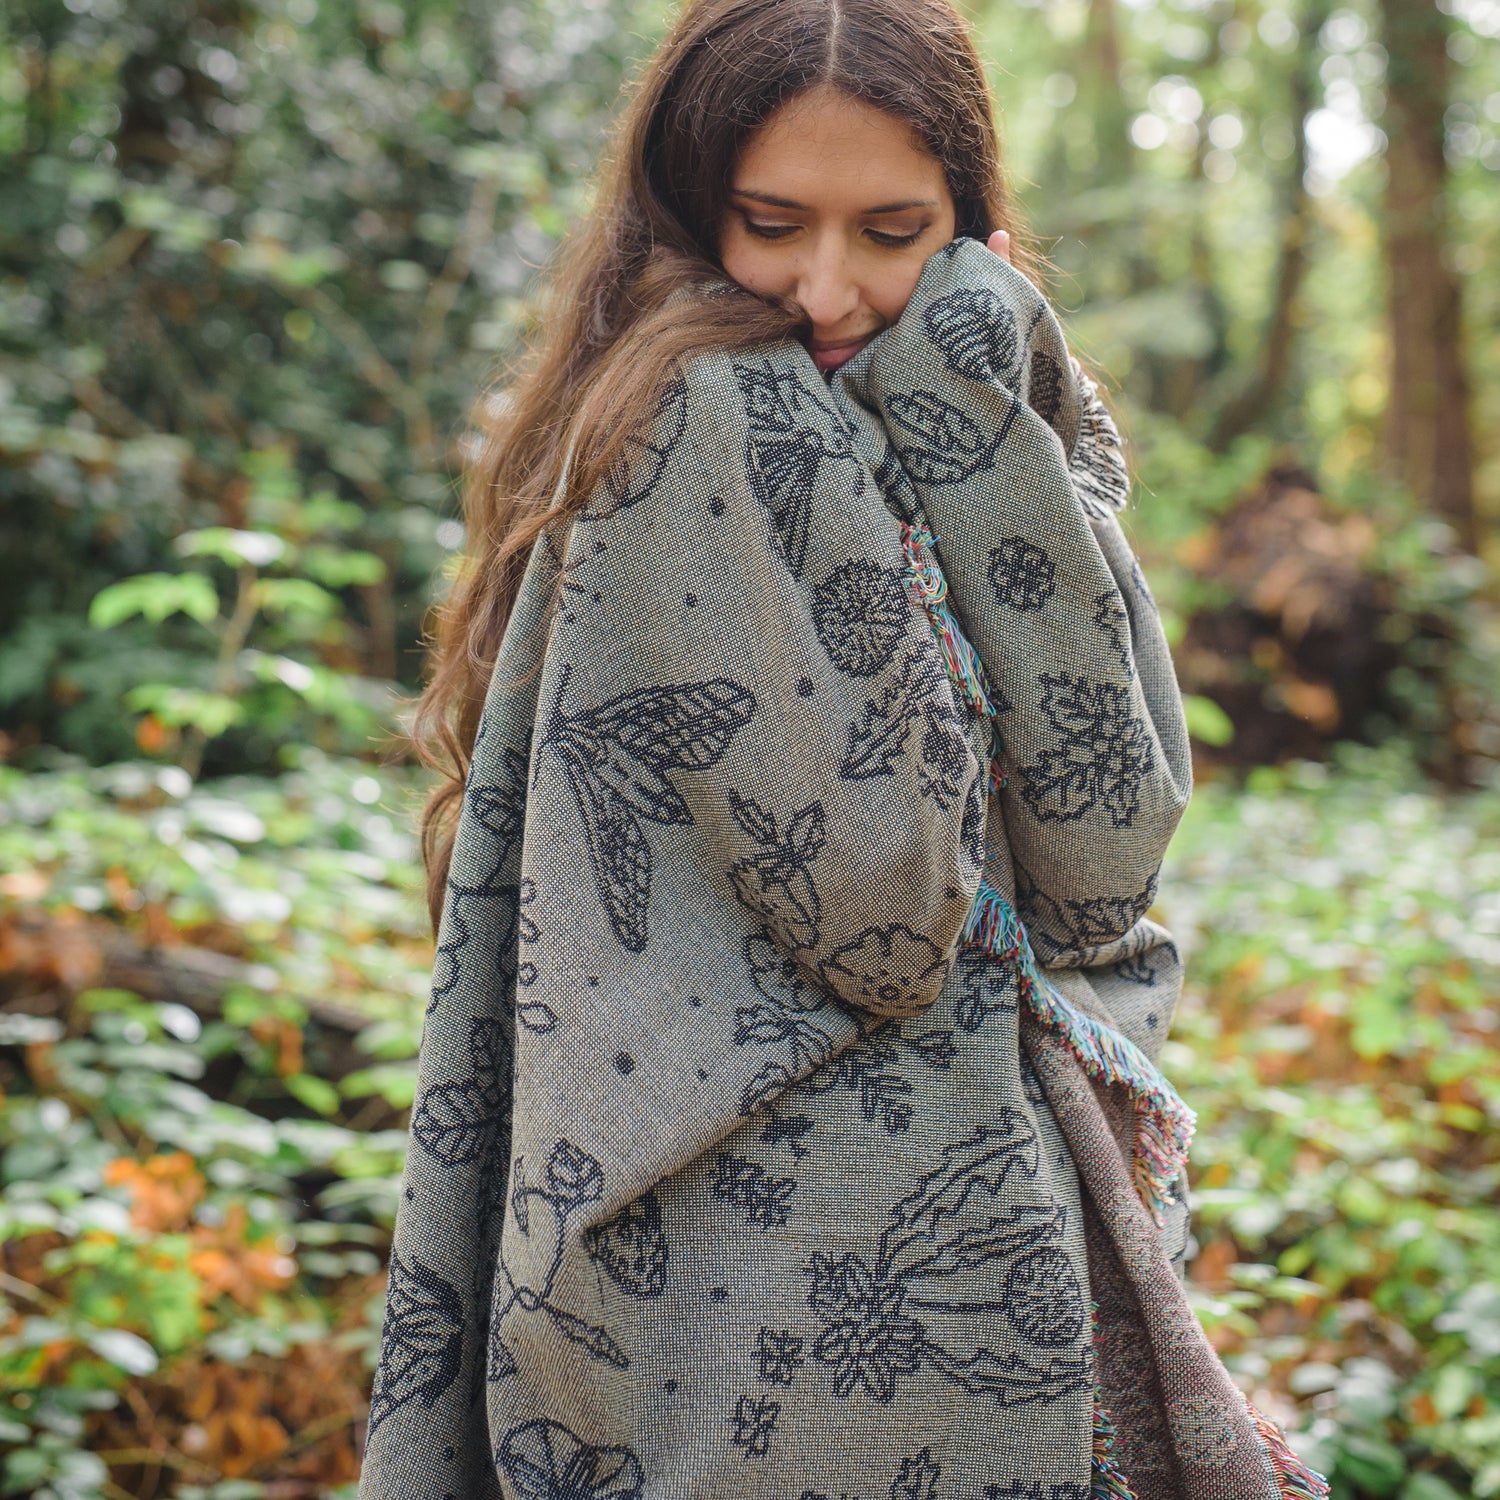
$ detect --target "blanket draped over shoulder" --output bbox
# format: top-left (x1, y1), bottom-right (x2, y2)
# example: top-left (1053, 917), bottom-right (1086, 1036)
top-left (359, 240), bottom-right (1327, 1500)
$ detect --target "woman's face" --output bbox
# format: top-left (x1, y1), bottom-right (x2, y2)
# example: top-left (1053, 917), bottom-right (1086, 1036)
top-left (720, 87), bottom-right (958, 376)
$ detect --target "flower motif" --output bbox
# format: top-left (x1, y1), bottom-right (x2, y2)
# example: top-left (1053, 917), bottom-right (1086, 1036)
top-left (812, 560), bottom-right (912, 678)
top-left (818, 924), bottom-right (950, 1013)
top-left (806, 1252), bottom-right (925, 1402)
top-left (1018, 674), bottom-right (1154, 828)
top-left (730, 1394), bottom-right (781, 1457)
top-left (754, 1328), bottom-right (805, 1386)
top-left (1002, 1246), bottom-right (1087, 1348)
top-left (496, 1418), bottom-right (644, 1500)
top-left (544, 1140), bottom-right (605, 1210)
top-left (987, 537), bottom-right (1056, 611)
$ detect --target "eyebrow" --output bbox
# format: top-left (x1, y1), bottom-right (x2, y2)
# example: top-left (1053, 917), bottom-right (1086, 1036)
top-left (732, 190), bottom-right (939, 214)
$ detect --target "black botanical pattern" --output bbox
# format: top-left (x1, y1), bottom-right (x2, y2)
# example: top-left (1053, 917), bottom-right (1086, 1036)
top-left (818, 924), bottom-right (950, 1014)
top-left (411, 1016), bottom-right (513, 1170)
top-left (759, 1106), bottom-right (815, 1158)
top-left (873, 446), bottom-right (924, 526)
top-left (1027, 347), bottom-right (1068, 427)
top-left (1002, 1247), bottom-right (1090, 1347)
top-left (491, 1140), bottom-right (629, 1380)
top-left (727, 793), bottom-right (825, 951)
top-left (539, 668), bottom-right (755, 951)
top-left (924, 287), bottom-right (1019, 384)
top-left (582, 1188), bottom-right (668, 1299)
top-left (451, 746), bottom-right (529, 897)
top-left (367, 1251), bottom-right (465, 1435)
top-left (1017, 674), bottom-right (1154, 828)
top-left (588, 376), bottom-right (689, 522)
top-left (1011, 859), bottom-right (1160, 950)
top-left (734, 931), bottom-right (839, 1118)
top-left (987, 538), bottom-right (1056, 612)
top-left (802, 1115), bottom-right (1091, 1407)
top-left (730, 1393), bottom-right (781, 1457)
top-left (982, 1485), bottom-right (1089, 1500)
top-left (797, 1020), bottom-right (953, 1136)
top-left (841, 648), bottom-right (974, 810)
top-left (710, 1154), bottom-right (797, 1228)
top-left (812, 559), bottom-right (912, 677)
top-left (736, 362), bottom-right (858, 575)
top-left (1070, 369), bottom-right (1131, 519)
top-left (884, 388), bottom-right (1018, 486)
top-left (961, 773), bottom-right (988, 872)
top-left (954, 950), bottom-right (1019, 1034)
top-left (496, 1418), bottom-right (644, 1500)
top-left (754, 1328), bottom-right (805, 1385)
top-left (1093, 590), bottom-right (1133, 676)
top-left (890, 1448), bottom-right (942, 1500)
top-left (799, 1448), bottom-right (942, 1500)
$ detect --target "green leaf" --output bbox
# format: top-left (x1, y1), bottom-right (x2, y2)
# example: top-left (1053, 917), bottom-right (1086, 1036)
top-left (298, 545), bottom-right (387, 587)
top-left (84, 1327), bottom-right (159, 1376)
top-left (89, 574), bottom-right (219, 629)
top-left (123, 686), bottom-right (245, 736)
top-left (1182, 693), bottom-right (1234, 747)
top-left (286, 1073), bottom-right (341, 1117)
top-left (1337, 1433), bottom-right (1407, 1495)
top-left (176, 528), bottom-right (286, 568)
top-left (255, 578), bottom-right (339, 621)
top-left (1403, 1477), bottom-right (1467, 1500)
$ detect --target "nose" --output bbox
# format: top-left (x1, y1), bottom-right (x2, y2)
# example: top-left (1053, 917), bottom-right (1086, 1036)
top-left (794, 237), bottom-right (860, 333)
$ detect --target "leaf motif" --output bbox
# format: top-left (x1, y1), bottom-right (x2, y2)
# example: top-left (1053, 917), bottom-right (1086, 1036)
top-left (411, 1078), bottom-right (496, 1166)
top-left (885, 1113), bottom-right (1040, 1251)
top-left (886, 391), bottom-right (988, 458)
top-left (923, 287), bottom-right (1019, 383)
top-left (557, 747), bottom-right (652, 953)
top-left (583, 1189), bottom-right (669, 1299)
top-left (547, 1304), bottom-right (631, 1368)
top-left (890, 1447), bottom-right (942, 1500)
top-left (899, 1202), bottom-right (1061, 1283)
top-left (367, 1252), bottom-right (465, 1433)
top-left (596, 377), bottom-right (689, 517)
top-left (841, 653), bottom-right (934, 780)
top-left (575, 681), bottom-right (756, 771)
top-left (786, 803), bottom-right (827, 862)
top-left (728, 788), bottom-right (779, 846)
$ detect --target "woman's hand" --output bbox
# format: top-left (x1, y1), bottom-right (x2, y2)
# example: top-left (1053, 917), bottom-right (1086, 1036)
top-left (986, 229), bottom-right (1011, 262)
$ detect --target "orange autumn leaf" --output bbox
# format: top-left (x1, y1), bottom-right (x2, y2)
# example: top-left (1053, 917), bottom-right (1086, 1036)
top-left (104, 1152), bottom-right (205, 1233)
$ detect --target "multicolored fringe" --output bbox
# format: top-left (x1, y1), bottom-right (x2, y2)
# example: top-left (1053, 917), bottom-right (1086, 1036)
top-left (900, 520), bottom-right (1195, 1223)
top-left (1091, 1398), bottom-right (1137, 1500)
top-left (900, 524), bottom-right (1000, 720)
top-left (966, 880), bottom-right (1196, 1223)
top-left (1247, 1402), bottom-right (1331, 1499)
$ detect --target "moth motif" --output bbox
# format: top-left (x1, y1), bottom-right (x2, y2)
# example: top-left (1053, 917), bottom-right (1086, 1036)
top-left (539, 667), bottom-right (755, 952)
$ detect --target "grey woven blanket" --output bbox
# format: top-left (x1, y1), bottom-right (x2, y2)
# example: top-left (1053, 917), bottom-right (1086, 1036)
top-left (359, 240), bottom-right (1327, 1500)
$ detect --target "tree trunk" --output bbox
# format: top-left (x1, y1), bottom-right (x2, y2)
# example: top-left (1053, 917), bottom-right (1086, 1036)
top-left (1378, 0), bottom-right (1478, 552)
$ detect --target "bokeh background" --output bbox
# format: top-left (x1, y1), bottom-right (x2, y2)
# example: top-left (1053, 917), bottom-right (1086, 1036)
top-left (1, 0), bottom-right (1498, 1495)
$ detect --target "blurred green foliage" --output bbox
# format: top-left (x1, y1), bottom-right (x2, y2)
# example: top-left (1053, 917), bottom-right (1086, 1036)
top-left (1, 754), bottom-right (1497, 1494)
top-left (2, 0), bottom-right (1500, 1494)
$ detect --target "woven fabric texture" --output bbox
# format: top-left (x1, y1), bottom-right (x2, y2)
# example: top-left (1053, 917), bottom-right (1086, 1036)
top-left (358, 240), bottom-right (1322, 1500)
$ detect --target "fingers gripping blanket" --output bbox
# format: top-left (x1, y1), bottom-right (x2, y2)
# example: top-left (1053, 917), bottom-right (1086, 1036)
top-left (359, 241), bottom-right (1327, 1500)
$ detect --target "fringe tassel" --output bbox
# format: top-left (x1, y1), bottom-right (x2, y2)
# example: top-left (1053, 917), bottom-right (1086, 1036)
top-left (901, 520), bottom-right (1194, 1222)
top-left (1247, 1402), bottom-right (1331, 1499)
top-left (965, 881), bottom-right (1196, 1224)
top-left (1092, 1398), bottom-right (1137, 1500)
top-left (900, 525), bottom-right (1000, 720)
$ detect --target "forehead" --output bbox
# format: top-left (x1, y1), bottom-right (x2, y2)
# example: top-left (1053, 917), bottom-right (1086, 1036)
top-left (733, 88), bottom-right (950, 209)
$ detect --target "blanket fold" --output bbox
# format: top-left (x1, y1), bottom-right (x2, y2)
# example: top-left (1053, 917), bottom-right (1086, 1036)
top-left (359, 239), bottom-right (1325, 1500)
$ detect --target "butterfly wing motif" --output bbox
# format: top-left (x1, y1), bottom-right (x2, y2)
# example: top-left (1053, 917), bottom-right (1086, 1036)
top-left (543, 675), bottom-right (756, 952)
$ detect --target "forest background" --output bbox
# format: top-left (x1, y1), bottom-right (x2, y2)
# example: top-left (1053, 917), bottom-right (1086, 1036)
top-left (1, 0), bottom-right (1498, 1495)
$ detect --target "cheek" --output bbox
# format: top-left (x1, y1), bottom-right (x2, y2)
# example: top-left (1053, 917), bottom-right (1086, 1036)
top-left (719, 230), bottom-right (782, 297)
top-left (868, 257), bottom-right (932, 327)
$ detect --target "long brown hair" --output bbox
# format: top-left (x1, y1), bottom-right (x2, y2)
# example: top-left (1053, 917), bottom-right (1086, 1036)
top-left (415, 0), bottom-right (1031, 927)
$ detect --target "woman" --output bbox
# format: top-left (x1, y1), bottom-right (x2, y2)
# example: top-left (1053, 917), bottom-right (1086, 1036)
top-left (361, 2), bottom-right (1327, 1498)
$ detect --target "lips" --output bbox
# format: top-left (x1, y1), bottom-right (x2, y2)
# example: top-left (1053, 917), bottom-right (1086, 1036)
top-left (809, 333), bottom-right (879, 375)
